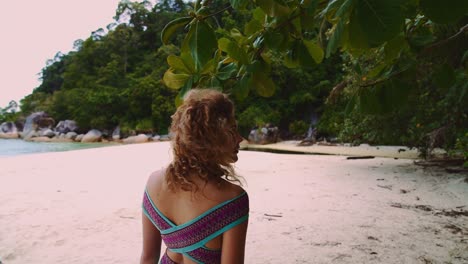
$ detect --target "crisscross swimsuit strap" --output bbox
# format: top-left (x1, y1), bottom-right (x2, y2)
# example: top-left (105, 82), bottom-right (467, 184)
top-left (142, 189), bottom-right (249, 264)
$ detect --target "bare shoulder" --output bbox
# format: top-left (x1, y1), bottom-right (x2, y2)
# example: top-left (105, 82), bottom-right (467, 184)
top-left (145, 168), bottom-right (166, 193)
top-left (220, 180), bottom-right (248, 200)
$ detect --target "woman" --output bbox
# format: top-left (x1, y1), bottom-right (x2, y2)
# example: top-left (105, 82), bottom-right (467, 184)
top-left (141, 89), bottom-right (249, 264)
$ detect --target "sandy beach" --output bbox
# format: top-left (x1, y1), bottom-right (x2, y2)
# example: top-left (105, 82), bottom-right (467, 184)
top-left (0, 142), bottom-right (467, 263)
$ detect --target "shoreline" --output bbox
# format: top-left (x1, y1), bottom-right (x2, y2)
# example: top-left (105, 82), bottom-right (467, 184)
top-left (0, 142), bottom-right (467, 263)
top-left (1, 137), bottom-right (449, 160)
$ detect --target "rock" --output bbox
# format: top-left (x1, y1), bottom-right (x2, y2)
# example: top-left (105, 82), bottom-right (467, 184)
top-left (81, 129), bottom-right (102, 143)
top-left (75, 134), bottom-right (84, 142)
top-left (40, 128), bottom-right (56, 138)
top-left (152, 135), bottom-right (161, 141)
top-left (123, 134), bottom-right (149, 144)
top-left (0, 122), bottom-right (19, 138)
top-left (65, 132), bottom-right (78, 140)
top-left (55, 120), bottom-right (78, 134)
top-left (112, 126), bottom-right (121, 140)
top-left (159, 135), bottom-right (171, 141)
top-left (22, 112), bottom-right (55, 140)
top-left (248, 124), bottom-right (279, 145)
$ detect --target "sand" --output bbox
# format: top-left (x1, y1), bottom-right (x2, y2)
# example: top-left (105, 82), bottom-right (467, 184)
top-left (0, 142), bottom-right (467, 263)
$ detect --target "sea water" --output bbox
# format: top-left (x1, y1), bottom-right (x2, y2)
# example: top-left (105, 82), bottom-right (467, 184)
top-left (0, 138), bottom-right (111, 157)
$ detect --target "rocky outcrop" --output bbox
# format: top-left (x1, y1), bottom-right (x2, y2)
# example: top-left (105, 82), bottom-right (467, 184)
top-left (22, 112), bottom-right (55, 140)
top-left (0, 122), bottom-right (19, 138)
top-left (55, 120), bottom-right (78, 134)
top-left (81, 129), bottom-right (102, 143)
top-left (248, 124), bottom-right (279, 145)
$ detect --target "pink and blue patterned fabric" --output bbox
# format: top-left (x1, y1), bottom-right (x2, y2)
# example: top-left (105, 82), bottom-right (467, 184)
top-left (143, 190), bottom-right (249, 264)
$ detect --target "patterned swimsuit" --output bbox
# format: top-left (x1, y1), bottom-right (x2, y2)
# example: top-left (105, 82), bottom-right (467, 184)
top-left (142, 190), bottom-right (249, 264)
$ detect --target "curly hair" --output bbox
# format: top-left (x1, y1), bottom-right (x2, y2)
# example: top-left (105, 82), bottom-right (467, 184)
top-left (165, 89), bottom-right (241, 192)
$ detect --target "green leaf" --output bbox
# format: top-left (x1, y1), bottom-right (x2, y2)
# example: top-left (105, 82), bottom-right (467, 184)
top-left (284, 40), bottom-right (301, 68)
top-left (200, 59), bottom-right (216, 75)
top-left (334, 0), bottom-right (354, 19)
top-left (174, 77), bottom-right (193, 107)
top-left (380, 79), bottom-right (411, 112)
top-left (297, 41), bottom-right (316, 68)
top-left (230, 0), bottom-right (249, 10)
top-left (188, 20), bottom-right (218, 71)
top-left (433, 64), bottom-right (456, 92)
top-left (218, 38), bottom-right (248, 64)
top-left (233, 74), bottom-right (251, 101)
top-left (347, 8), bottom-right (369, 50)
top-left (252, 72), bottom-right (276, 97)
top-left (384, 35), bottom-right (407, 62)
top-left (161, 17), bottom-right (192, 45)
top-left (163, 69), bottom-right (190, 89)
top-left (326, 20), bottom-right (344, 57)
top-left (264, 31), bottom-right (285, 50)
top-left (209, 77), bottom-right (222, 90)
top-left (245, 19), bottom-right (263, 35)
top-left (303, 40), bottom-right (324, 63)
top-left (167, 55), bottom-right (192, 73)
top-left (353, 0), bottom-right (405, 47)
top-left (253, 7), bottom-right (266, 21)
top-left (420, 0), bottom-right (468, 24)
top-left (217, 63), bottom-right (238, 80)
top-left (256, 0), bottom-right (291, 17)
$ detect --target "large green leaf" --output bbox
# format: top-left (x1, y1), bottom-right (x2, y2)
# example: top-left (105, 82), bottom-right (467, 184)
top-left (218, 38), bottom-right (248, 64)
top-left (233, 74), bottom-right (251, 101)
top-left (163, 69), bottom-right (190, 89)
top-left (353, 0), bottom-right (404, 47)
top-left (297, 41), bottom-right (317, 68)
top-left (217, 63), bottom-right (238, 80)
top-left (245, 19), bottom-right (263, 35)
top-left (303, 40), bottom-right (324, 63)
top-left (252, 72), bottom-right (275, 97)
top-left (326, 20), bottom-right (344, 57)
top-left (167, 55), bottom-right (192, 74)
top-left (420, 0), bottom-right (468, 24)
top-left (174, 77), bottom-right (193, 107)
top-left (253, 7), bottom-right (266, 21)
top-left (256, 0), bottom-right (291, 17)
top-left (230, 0), bottom-right (249, 10)
top-left (264, 31), bottom-right (285, 51)
top-left (161, 17), bottom-right (192, 45)
top-left (347, 8), bottom-right (369, 50)
top-left (188, 20), bottom-right (218, 71)
top-left (380, 79), bottom-right (411, 112)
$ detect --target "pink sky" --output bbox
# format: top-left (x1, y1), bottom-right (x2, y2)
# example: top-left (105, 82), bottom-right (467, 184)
top-left (0, 0), bottom-right (124, 107)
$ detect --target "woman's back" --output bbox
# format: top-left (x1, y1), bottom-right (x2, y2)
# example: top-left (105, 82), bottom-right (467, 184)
top-left (144, 170), bottom-right (248, 264)
top-left (140, 89), bottom-right (249, 264)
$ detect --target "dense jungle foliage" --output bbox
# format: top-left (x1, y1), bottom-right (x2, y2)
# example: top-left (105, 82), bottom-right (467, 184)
top-left (2, 0), bottom-right (467, 160)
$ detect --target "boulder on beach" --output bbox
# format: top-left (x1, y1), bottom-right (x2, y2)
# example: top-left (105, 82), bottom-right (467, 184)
top-left (248, 124), bottom-right (279, 145)
top-left (0, 122), bottom-right (19, 138)
top-left (75, 134), bottom-right (84, 142)
top-left (66, 132), bottom-right (78, 140)
top-left (122, 134), bottom-right (149, 144)
top-left (81, 129), bottom-right (102, 143)
top-left (40, 128), bottom-right (56, 138)
top-left (112, 126), bottom-right (121, 140)
top-left (55, 120), bottom-right (78, 134)
top-left (22, 112), bottom-right (55, 140)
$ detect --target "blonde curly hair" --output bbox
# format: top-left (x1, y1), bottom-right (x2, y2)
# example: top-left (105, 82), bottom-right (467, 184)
top-left (165, 89), bottom-right (241, 191)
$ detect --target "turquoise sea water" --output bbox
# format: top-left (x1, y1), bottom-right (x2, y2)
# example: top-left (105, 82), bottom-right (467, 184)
top-left (0, 138), bottom-right (112, 157)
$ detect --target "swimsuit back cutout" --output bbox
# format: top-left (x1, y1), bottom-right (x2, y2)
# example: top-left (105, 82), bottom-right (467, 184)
top-left (142, 190), bottom-right (249, 264)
